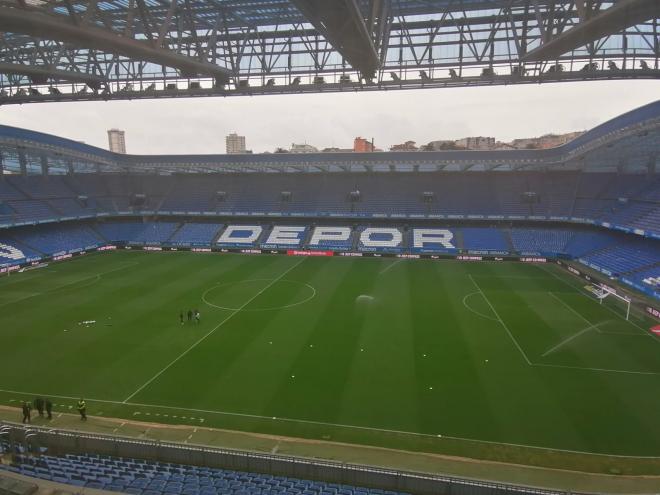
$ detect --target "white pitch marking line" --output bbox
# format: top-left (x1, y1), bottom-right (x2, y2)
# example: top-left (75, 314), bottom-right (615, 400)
top-left (3, 385), bottom-right (660, 458)
top-left (461, 291), bottom-right (498, 322)
top-left (379, 259), bottom-right (402, 275)
top-left (468, 274), bottom-right (532, 365)
top-left (122, 257), bottom-right (307, 403)
top-left (547, 291), bottom-right (609, 334)
top-left (533, 362), bottom-right (660, 376)
top-left (540, 264), bottom-right (654, 339)
top-left (202, 278), bottom-right (316, 312)
top-left (541, 322), bottom-right (605, 357)
top-left (0, 261), bottom-right (139, 308)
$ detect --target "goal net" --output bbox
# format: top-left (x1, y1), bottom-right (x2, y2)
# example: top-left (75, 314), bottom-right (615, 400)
top-left (588, 283), bottom-right (632, 320)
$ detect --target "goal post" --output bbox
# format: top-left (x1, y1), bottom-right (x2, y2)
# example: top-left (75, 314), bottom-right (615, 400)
top-left (590, 283), bottom-right (632, 320)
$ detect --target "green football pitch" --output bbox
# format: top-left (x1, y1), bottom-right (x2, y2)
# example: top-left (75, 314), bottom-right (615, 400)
top-left (1, 251), bottom-right (660, 461)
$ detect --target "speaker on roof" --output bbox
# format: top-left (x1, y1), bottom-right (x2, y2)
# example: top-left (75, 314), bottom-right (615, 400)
top-left (348, 190), bottom-right (361, 202)
top-left (216, 191), bottom-right (226, 202)
top-left (421, 191), bottom-right (435, 203)
top-left (130, 193), bottom-right (146, 207)
top-left (520, 191), bottom-right (539, 204)
top-left (281, 191), bottom-right (292, 202)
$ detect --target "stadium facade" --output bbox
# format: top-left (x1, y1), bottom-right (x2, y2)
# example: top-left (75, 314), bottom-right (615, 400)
top-left (0, 101), bottom-right (658, 302)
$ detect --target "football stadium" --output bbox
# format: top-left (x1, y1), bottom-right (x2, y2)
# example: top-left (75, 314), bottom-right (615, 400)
top-left (1, 1), bottom-right (660, 495)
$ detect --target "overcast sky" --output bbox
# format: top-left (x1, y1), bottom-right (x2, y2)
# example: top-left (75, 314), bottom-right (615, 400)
top-left (0, 80), bottom-right (658, 154)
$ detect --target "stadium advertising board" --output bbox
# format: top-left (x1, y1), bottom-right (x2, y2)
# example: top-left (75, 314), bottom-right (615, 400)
top-left (287, 250), bottom-right (333, 257)
top-left (646, 306), bottom-right (660, 321)
top-left (0, 265), bottom-right (20, 274)
top-left (52, 253), bottom-right (73, 261)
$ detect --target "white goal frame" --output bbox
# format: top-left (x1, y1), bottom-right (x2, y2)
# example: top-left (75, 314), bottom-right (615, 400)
top-left (593, 283), bottom-right (632, 320)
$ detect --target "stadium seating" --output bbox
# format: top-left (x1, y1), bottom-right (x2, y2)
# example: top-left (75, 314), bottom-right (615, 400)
top-left (0, 235), bottom-right (42, 266)
top-left (169, 223), bottom-right (224, 246)
top-left (462, 227), bottom-right (510, 252)
top-left (0, 168), bottom-right (658, 298)
top-left (2, 453), bottom-right (409, 495)
top-left (307, 227), bottom-right (357, 251)
top-left (1, 172), bottom-right (659, 239)
top-left (6, 200), bottom-right (57, 221)
top-left (509, 228), bottom-right (573, 255)
top-left (579, 240), bottom-right (659, 276)
top-left (563, 230), bottom-right (619, 258)
top-left (8, 223), bottom-right (103, 256)
top-left (8, 176), bottom-right (77, 199)
top-left (357, 226), bottom-right (408, 253)
top-left (95, 222), bottom-right (179, 244)
top-left (0, 180), bottom-right (26, 201)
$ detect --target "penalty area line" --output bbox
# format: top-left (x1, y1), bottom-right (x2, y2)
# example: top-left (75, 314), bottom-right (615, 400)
top-left (539, 264), bottom-right (655, 340)
top-left (122, 257), bottom-right (307, 403)
top-left (541, 321), bottom-right (607, 357)
top-left (1, 386), bottom-right (660, 459)
top-left (0, 261), bottom-right (139, 309)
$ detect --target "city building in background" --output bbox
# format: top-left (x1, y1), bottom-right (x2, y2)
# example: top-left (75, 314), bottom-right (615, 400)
top-left (422, 140), bottom-right (461, 151)
top-left (354, 137), bottom-right (375, 152)
top-left (107, 129), bottom-right (126, 154)
top-left (226, 133), bottom-right (246, 154)
top-left (389, 140), bottom-right (418, 152)
top-left (290, 143), bottom-right (319, 153)
top-left (511, 131), bottom-right (586, 149)
top-left (455, 136), bottom-right (496, 150)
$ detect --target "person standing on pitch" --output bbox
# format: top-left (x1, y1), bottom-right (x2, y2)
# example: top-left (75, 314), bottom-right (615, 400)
top-left (21, 402), bottom-right (31, 424)
top-left (194, 309), bottom-right (200, 324)
top-left (34, 397), bottom-right (44, 417)
top-left (187, 309), bottom-right (193, 323)
top-left (45, 398), bottom-right (53, 420)
top-left (179, 311), bottom-right (184, 325)
top-left (77, 399), bottom-right (87, 421)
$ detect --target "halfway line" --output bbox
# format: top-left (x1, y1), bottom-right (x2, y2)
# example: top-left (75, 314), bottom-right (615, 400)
top-left (468, 274), bottom-right (532, 365)
top-left (379, 259), bottom-right (403, 275)
top-left (122, 257), bottom-right (306, 403)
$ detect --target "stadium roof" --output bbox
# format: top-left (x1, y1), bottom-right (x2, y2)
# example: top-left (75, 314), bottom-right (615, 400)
top-left (0, 100), bottom-right (658, 175)
top-left (0, 0), bottom-right (658, 104)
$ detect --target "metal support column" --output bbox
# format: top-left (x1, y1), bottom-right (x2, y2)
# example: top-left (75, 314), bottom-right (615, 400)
top-left (18, 148), bottom-right (27, 176)
top-left (41, 155), bottom-right (49, 176)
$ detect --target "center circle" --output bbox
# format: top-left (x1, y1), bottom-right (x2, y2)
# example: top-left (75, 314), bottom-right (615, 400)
top-left (202, 279), bottom-right (316, 311)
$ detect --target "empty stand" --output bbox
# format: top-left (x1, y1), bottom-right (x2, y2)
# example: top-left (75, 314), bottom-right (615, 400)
top-left (0, 172), bottom-right (658, 238)
top-left (3, 453), bottom-right (408, 495)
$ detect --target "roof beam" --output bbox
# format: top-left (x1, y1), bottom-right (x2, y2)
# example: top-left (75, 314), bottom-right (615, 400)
top-left (0, 62), bottom-right (106, 86)
top-left (522, 0), bottom-right (660, 62)
top-left (0, 7), bottom-right (231, 83)
top-left (290, 0), bottom-right (380, 79)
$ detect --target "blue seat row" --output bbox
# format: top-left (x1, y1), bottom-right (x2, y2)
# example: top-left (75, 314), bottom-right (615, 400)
top-left (2, 453), bottom-right (408, 495)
